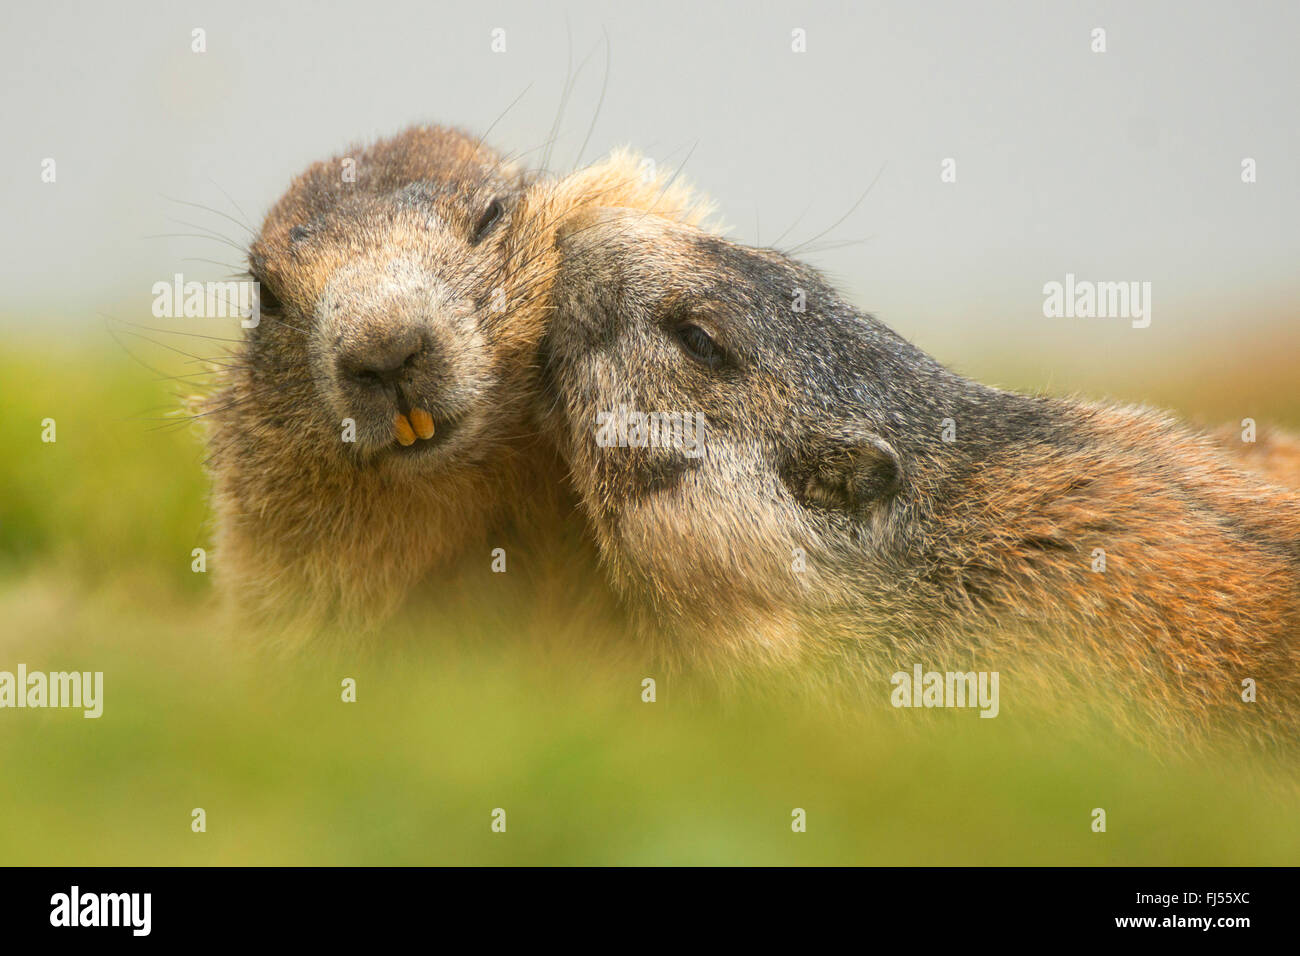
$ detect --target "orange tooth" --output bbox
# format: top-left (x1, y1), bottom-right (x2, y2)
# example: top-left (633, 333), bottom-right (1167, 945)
top-left (409, 408), bottom-right (436, 440)
top-left (394, 413), bottom-right (416, 446)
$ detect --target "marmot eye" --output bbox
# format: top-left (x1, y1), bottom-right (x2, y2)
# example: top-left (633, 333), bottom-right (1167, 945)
top-left (675, 322), bottom-right (725, 369)
top-left (253, 281), bottom-right (281, 313)
top-left (470, 198), bottom-right (504, 245)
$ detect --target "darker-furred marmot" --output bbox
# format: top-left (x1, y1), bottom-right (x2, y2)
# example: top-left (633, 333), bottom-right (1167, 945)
top-left (540, 209), bottom-right (1300, 742)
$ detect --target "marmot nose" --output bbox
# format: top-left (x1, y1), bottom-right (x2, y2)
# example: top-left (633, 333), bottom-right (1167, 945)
top-left (338, 335), bottom-right (422, 390)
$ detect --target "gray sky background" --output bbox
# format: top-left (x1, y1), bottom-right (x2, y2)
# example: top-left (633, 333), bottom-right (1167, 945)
top-left (2, 0), bottom-right (1296, 383)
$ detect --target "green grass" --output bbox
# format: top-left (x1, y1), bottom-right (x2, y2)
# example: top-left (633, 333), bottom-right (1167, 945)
top-left (0, 331), bottom-right (1296, 865)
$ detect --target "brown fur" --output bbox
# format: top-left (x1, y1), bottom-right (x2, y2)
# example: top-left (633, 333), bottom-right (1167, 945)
top-left (202, 125), bottom-right (710, 638)
top-left (540, 210), bottom-right (1300, 744)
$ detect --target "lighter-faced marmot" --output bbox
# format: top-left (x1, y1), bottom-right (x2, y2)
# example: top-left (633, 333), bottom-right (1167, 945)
top-left (203, 126), bottom-right (710, 634)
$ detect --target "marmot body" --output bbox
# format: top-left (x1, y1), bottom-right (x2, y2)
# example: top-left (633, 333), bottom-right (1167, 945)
top-left (204, 126), bottom-right (708, 632)
top-left (541, 210), bottom-right (1300, 740)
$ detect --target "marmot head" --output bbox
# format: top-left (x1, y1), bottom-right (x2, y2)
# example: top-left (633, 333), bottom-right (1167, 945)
top-left (241, 125), bottom-right (533, 473)
top-left (234, 126), bottom-right (715, 479)
top-left (541, 210), bottom-right (943, 660)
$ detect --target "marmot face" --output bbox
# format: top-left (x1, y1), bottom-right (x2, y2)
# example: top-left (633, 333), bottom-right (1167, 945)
top-left (243, 125), bottom-right (531, 473)
top-left (543, 210), bottom-right (925, 657)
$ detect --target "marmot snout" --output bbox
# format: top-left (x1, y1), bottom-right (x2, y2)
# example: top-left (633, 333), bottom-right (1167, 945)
top-left (313, 249), bottom-right (495, 464)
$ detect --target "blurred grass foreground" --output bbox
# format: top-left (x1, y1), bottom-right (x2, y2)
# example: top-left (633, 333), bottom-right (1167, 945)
top-left (0, 330), bottom-right (1297, 866)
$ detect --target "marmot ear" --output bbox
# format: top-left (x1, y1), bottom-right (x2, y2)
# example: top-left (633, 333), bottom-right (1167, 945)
top-left (787, 434), bottom-right (903, 514)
